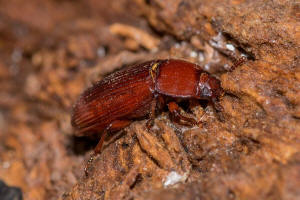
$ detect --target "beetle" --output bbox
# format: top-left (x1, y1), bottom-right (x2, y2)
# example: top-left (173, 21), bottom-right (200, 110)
top-left (71, 59), bottom-right (228, 155)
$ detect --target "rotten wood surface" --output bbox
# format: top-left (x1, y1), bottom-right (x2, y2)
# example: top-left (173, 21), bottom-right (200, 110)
top-left (0, 0), bottom-right (299, 199)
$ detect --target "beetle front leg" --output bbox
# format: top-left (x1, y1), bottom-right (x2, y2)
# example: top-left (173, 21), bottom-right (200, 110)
top-left (168, 102), bottom-right (198, 126)
top-left (211, 98), bottom-right (224, 112)
top-left (211, 98), bottom-right (225, 122)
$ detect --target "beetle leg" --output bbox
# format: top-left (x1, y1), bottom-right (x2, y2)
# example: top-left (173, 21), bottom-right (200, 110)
top-left (84, 126), bottom-right (110, 176)
top-left (168, 102), bottom-right (198, 126)
top-left (157, 95), bottom-right (165, 111)
top-left (211, 98), bottom-right (224, 112)
top-left (85, 120), bottom-right (131, 176)
top-left (95, 120), bottom-right (132, 153)
top-left (211, 98), bottom-right (225, 122)
top-left (146, 94), bottom-right (166, 129)
top-left (146, 97), bottom-right (157, 129)
top-left (94, 127), bottom-right (109, 154)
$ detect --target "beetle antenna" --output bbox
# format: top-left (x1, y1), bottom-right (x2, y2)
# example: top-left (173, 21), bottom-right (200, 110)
top-left (229, 56), bottom-right (247, 71)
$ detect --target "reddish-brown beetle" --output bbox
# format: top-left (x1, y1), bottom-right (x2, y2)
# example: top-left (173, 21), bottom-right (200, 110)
top-left (71, 59), bottom-right (229, 155)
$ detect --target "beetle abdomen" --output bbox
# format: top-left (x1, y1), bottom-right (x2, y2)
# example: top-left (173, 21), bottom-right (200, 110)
top-left (71, 61), bottom-right (157, 136)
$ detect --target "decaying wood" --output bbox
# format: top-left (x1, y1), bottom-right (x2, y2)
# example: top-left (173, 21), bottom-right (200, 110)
top-left (0, 0), bottom-right (299, 199)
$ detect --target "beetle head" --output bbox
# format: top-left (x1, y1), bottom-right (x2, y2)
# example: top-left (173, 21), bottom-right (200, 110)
top-left (196, 73), bottom-right (224, 100)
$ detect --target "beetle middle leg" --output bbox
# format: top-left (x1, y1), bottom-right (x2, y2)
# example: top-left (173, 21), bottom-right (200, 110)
top-left (146, 98), bottom-right (157, 129)
top-left (85, 120), bottom-right (131, 176)
top-left (146, 95), bottom-right (164, 129)
top-left (211, 98), bottom-right (224, 112)
top-left (168, 102), bottom-right (198, 126)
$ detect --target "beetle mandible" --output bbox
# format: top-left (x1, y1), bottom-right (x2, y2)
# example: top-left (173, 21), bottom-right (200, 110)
top-left (71, 59), bottom-right (226, 154)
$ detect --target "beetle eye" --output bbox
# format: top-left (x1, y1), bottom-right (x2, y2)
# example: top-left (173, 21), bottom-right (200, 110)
top-left (202, 87), bottom-right (211, 97)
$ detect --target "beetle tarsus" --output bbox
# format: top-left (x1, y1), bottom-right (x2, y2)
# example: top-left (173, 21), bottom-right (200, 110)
top-left (212, 99), bottom-right (224, 112)
top-left (168, 102), bottom-right (198, 126)
top-left (146, 119), bottom-right (154, 130)
top-left (84, 154), bottom-right (95, 177)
